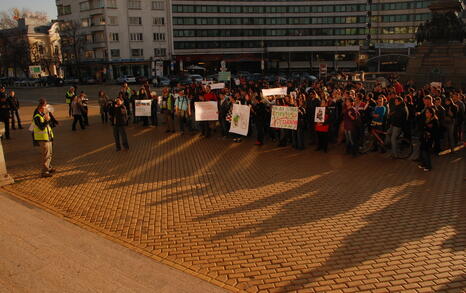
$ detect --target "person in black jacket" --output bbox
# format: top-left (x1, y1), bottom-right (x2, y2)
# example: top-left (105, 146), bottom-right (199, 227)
top-left (386, 97), bottom-right (407, 158)
top-left (0, 92), bottom-right (10, 139)
top-left (418, 107), bottom-right (439, 171)
top-left (7, 91), bottom-right (22, 129)
top-left (252, 95), bottom-right (267, 145)
top-left (112, 97), bottom-right (129, 151)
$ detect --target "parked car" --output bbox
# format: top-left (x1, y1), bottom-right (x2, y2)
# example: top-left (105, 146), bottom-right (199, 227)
top-left (64, 78), bottom-right (80, 85)
top-left (39, 76), bottom-right (64, 87)
top-left (83, 77), bottom-right (98, 84)
top-left (116, 75), bottom-right (137, 84)
top-left (186, 74), bottom-right (203, 83)
top-left (152, 76), bottom-right (170, 87)
top-left (136, 76), bottom-right (148, 84)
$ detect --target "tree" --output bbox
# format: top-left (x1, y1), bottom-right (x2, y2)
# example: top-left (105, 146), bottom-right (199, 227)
top-left (0, 8), bottom-right (48, 29)
top-left (59, 20), bottom-right (85, 79)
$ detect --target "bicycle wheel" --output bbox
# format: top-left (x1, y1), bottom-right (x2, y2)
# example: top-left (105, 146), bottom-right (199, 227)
top-left (360, 132), bottom-right (375, 154)
top-left (397, 138), bottom-right (413, 159)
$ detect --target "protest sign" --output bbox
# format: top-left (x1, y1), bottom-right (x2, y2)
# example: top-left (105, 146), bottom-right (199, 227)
top-left (229, 104), bottom-right (250, 136)
top-left (210, 83), bottom-right (225, 90)
top-left (218, 72), bottom-right (231, 82)
top-left (430, 82), bottom-right (442, 88)
top-left (262, 87), bottom-right (287, 97)
top-left (270, 106), bottom-right (298, 130)
top-left (195, 101), bottom-right (218, 121)
top-left (135, 100), bottom-right (152, 116)
top-left (314, 107), bottom-right (326, 123)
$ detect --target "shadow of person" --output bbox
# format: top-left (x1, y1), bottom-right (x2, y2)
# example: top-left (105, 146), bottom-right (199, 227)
top-left (276, 179), bottom-right (464, 292)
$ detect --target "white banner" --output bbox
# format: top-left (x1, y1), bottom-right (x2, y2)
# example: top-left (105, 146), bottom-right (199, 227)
top-left (135, 100), bottom-right (152, 117)
top-left (195, 101), bottom-right (218, 121)
top-left (270, 106), bottom-right (298, 130)
top-left (314, 107), bottom-right (326, 123)
top-left (262, 87), bottom-right (287, 97)
top-left (229, 104), bottom-right (250, 136)
top-left (209, 83), bottom-right (225, 90)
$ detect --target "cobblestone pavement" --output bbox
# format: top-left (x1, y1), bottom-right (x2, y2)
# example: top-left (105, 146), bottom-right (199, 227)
top-left (2, 103), bottom-right (465, 292)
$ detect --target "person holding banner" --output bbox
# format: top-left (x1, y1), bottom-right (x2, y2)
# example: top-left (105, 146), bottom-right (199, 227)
top-left (315, 100), bottom-right (331, 152)
top-left (200, 85), bottom-right (217, 138)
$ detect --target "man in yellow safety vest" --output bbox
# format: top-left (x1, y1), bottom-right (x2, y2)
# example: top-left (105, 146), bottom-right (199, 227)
top-left (33, 99), bottom-right (55, 178)
top-left (65, 87), bottom-right (76, 117)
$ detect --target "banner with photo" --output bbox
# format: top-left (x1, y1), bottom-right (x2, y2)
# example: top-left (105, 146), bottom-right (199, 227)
top-left (135, 100), bottom-right (152, 117)
top-left (195, 101), bottom-right (218, 121)
top-left (270, 106), bottom-right (298, 130)
top-left (314, 107), bottom-right (326, 123)
top-left (229, 104), bottom-right (250, 136)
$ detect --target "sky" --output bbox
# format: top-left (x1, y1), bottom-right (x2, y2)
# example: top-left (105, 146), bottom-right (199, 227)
top-left (2, 0), bottom-right (57, 19)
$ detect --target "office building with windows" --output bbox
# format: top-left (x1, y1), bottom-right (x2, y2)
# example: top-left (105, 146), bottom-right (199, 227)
top-left (56, 0), bottom-right (171, 80)
top-left (171, 0), bottom-right (434, 73)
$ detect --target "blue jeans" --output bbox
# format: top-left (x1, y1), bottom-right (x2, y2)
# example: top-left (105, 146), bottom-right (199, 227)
top-left (386, 126), bottom-right (402, 157)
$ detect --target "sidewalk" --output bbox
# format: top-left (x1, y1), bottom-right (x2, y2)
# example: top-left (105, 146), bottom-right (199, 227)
top-left (0, 191), bottom-right (226, 293)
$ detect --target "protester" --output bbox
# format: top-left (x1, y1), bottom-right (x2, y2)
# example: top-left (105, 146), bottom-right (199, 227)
top-left (65, 86), bottom-right (76, 117)
top-left (160, 87), bottom-right (175, 133)
top-left (33, 99), bottom-right (56, 177)
top-left (150, 91), bottom-right (158, 126)
top-left (112, 97), bottom-right (129, 151)
top-left (7, 91), bottom-right (22, 130)
top-left (315, 99), bottom-right (330, 152)
top-left (71, 94), bottom-right (85, 131)
top-left (98, 90), bottom-right (109, 123)
top-left (418, 107), bottom-right (439, 171)
top-left (0, 90), bottom-right (10, 139)
top-left (175, 89), bottom-right (191, 134)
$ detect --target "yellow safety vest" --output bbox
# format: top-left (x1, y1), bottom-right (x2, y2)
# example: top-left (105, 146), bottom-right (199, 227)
top-left (33, 114), bottom-right (54, 141)
top-left (65, 91), bottom-right (74, 104)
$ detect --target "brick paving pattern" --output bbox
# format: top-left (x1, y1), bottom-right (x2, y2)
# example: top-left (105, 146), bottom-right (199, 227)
top-left (3, 104), bottom-right (465, 292)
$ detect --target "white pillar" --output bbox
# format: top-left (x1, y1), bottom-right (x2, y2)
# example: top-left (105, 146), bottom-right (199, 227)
top-left (0, 126), bottom-right (14, 186)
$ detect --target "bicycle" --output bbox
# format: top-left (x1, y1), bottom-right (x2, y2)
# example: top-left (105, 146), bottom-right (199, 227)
top-left (360, 126), bottom-right (413, 159)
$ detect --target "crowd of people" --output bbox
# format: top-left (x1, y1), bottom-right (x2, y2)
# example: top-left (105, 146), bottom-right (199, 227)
top-left (73, 75), bottom-right (465, 173)
top-left (2, 73), bottom-right (465, 177)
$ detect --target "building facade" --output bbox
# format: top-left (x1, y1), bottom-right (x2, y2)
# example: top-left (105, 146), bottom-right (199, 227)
top-left (0, 18), bottom-right (62, 78)
top-left (171, 0), bottom-right (434, 73)
top-left (56, 0), bottom-right (171, 80)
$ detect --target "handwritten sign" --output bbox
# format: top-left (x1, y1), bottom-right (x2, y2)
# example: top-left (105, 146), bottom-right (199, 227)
top-left (195, 101), bottom-right (218, 121)
top-left (270, 106), bottom-right (298, 130)
top-left (135, 100), bottom-right (152, 116)
top-left (229, 104), bottom-right (250, 136)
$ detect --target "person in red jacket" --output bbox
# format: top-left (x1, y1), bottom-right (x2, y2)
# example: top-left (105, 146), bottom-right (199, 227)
top-left (315, 99), bottom-right (331, 152)
top-left (200, 85), bottom-right (217, 138)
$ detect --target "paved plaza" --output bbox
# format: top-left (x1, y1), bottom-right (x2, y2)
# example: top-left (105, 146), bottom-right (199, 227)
top-left (1, 88), bottom-right (465, 292)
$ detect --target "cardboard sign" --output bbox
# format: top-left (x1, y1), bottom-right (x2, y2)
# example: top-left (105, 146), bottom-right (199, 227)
top-left (314, 107), bottom-right (326, 123)
top-left (262, 87), bottom-right (287, 97)
top-left (195, 101), bottom-right (218, 121)
top-left (135, 100), bottom-right (152, 116)
top-left (209, 83), bottom-right (225, 90)
top-left (270, 106), bottom-right (298, 130)
top-left (229, 104), bottom-right (250, 136)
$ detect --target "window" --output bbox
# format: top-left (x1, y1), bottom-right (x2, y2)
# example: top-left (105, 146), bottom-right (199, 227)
top-left (131, 49), bottom-right (143, 57)
top-left (84, 50), bottom-right (94, 59)
top-left (153, 17), bottom-right (165, 25)
top-left (153, 33), bottom-right (165, 41)
top-left (80, 1), bottom-right (89, 11)
top-left (110, 33), bottom-right (119, 41)
top-left (130, 33), bottom-right (144, 41)
top-left (108, 16), bottom-right (118, 25)
top-left (91, 0), bottom-right (104, 9)
top-left (129, 17), bottom-right (142, 25)
top-left (128, 0), bottom-right (141, 9)
top-left (63, 5), bottom-right (72, 15)
top-left (81, 18), bottom-right (89, 27)
top-left (154, 48), bottom-right (166, 57)
top-left (107, 0), bottom-right (117, 8)
top-left (152, 1), bottom-right (164, 10)
top-left (110, 49), bottom-right (120, 57)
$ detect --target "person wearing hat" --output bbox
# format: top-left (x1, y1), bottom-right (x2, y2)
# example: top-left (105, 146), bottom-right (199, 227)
top-left (33, 99), bottom-right (56, 177)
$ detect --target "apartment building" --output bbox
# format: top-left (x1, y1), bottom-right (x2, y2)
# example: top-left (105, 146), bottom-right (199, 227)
top-left (56, 0), bottom-right (171, 80)
top-left (171, 0), bottom-right (434, 73)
